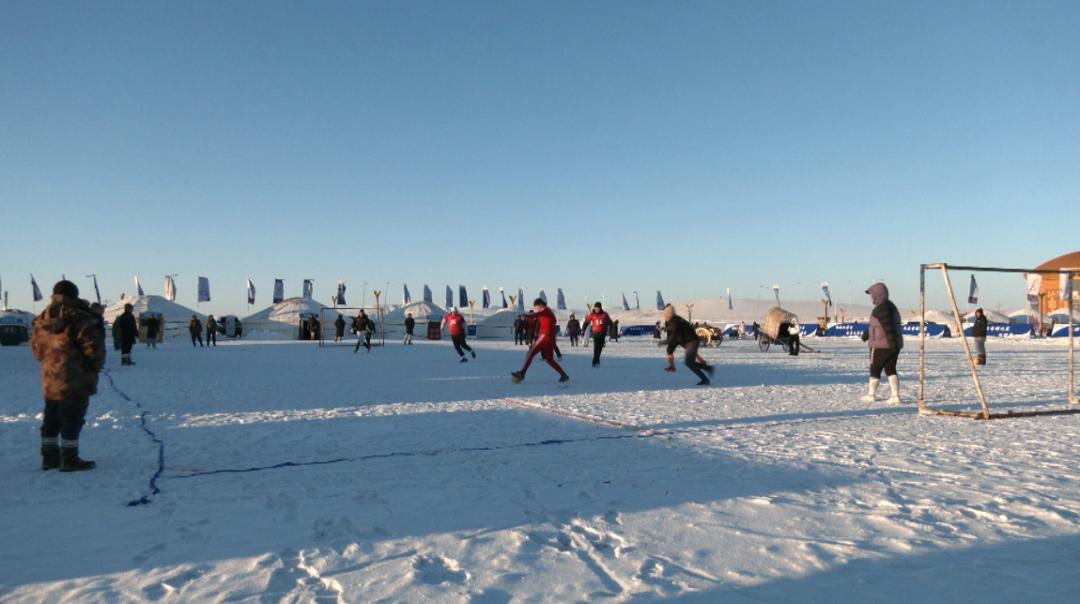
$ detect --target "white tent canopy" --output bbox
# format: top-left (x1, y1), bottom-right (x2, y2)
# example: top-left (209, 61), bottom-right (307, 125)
top-left (103, 295), bottom-right (204, 340)
top-left (243, 297), bottom-right (330, 339)
top-left (476, 308), bottom-right (520, 339)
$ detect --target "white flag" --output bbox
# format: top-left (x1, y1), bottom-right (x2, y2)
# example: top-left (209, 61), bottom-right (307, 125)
top-left (135, 276), bottom-right (144, 296)
top-left (164, 276), bottom-right (176, 302)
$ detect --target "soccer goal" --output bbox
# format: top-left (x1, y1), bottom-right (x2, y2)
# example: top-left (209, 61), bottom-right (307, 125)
top-left (918, 263), bottom-right (1078, 419)
top-left (318, 307), bottom-right (386, 348)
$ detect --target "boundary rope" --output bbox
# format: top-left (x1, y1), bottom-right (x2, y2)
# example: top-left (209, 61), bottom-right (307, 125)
top-left (104, 370), bottom-right (165, 507)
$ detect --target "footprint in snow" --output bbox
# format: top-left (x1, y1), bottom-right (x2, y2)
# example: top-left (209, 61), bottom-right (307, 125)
top-left (412, 554), bottom-right (470, 586)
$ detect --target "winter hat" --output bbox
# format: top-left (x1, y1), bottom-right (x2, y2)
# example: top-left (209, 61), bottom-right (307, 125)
top-left (52, 280), bottom-right (79, 298)
top-left (594, 302), bottom-right (603, 309)
top-left (533, 298), bottom-right (546, 307)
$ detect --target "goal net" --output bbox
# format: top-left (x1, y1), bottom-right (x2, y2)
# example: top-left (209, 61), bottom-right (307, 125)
top-left (918, 263), bottom-right (1078, 419)
top-left (318, 307), bottom-right (386, 348)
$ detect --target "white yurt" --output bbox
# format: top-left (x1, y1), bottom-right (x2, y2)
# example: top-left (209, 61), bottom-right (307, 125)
top-left (103, 295), bottom-right (204, 340)
top-left (381, 301), bottom-right (447, 338)
top-left (1008, 309), bottom-right (1034, 325)
top-left (476, 308), bottom-right (521, 339)
top-left (962, 309), bottom-right (1011, 324)
top-left (243, 297), bottom-right (330, 339)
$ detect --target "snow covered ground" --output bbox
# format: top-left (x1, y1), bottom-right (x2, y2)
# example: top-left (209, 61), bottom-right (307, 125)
top-left (2, 335), bottom-right (1080, 602)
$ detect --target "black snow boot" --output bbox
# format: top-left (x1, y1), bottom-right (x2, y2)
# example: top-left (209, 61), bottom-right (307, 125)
top-left (41, 441), bottom-right (60, 471)
top-left (59, 443), bottom-right (95, 472)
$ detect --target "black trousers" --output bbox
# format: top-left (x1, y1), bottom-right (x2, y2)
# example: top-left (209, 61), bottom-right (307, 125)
top-left (788, 334), bottom-right (800, 356)
top-left (592, 334), bottom-right (606, 365)
top-left (870, 348), bottom-right (900, 379)
top-left (569, 334), bottom-right (579, 347)
top-left (354, 332), bottom-right (373, 352)
top-left (120, 342), bottom-right (133, 355)
top-left (191, 332), bottom-right (203, 347)
top-left (41, 398), bottom-right (89, 441)
top-left (206, 330), bottom-right (216, 346)
top-left (452, 333), bottom-right (473, 357)
top-left (683, 341), bottom-right (711, 381)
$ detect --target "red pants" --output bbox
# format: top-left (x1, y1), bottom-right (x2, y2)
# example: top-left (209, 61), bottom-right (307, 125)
top-left (521, 336), bottom-right (566, 377)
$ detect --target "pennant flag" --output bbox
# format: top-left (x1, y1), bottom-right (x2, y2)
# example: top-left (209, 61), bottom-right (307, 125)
top-left (727, 288), bottom-right (734, 310)
top-left (499, 287), bottom-right (508, 308)
top-left (445, 286), bottom-right (453, 308)
top-left (482, 287), bottom-right (491, 309)
top-left (403, 284), bottom-right (412, 305)
top-left (538, 289), bottom-right (548, 304)
top-left (459, 285), bottom-right (468, 308)
top-left (247, 279), bottom-right (256, 305)
top-left (164, 276), bottom-right (177, 301)
top-left (621, 292), bottom-right (630, 311)
top-left (91, 275), bottom-right (101, 305)
top-left (273, 279), bottom-right (285, 304)
top-left (31, 274), bottom-right (43, 302)
top-left (423, 284), bottom-right (433, 304)
top-left (821, 282), bottom-right (832, 306)
top-left (634, 292), bottom-right (640, 310)
top-left (1061, 272), bottom-right (1073, 302)
top-left (967, 275), bottom-right (979, 305)
top-left (336, 280), bottom-right (347, 305)
top-left (302, 279), bottom-right (314, 300)
top-left (135, 276), bottom-right (145, 297)
top-left (197, 276), bottom-right (211, 302)
top-left (557, 288), bottom-right (567, 311)
top-left (517, 288), bottom-right (525, 313)
top-left (773, 284), bottom-right (781, 306)
top-left (656, 290), bottom-right (665, 311)
top-left (1026, 273), bottom-right (1042, 318)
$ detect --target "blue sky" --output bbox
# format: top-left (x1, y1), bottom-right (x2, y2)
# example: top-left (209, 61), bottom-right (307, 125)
top-left (2, 1), bottom-right (1077, 315)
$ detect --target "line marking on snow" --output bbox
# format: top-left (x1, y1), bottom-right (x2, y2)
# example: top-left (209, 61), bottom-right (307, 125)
top-left (104, 370), bottom-right (166, 507)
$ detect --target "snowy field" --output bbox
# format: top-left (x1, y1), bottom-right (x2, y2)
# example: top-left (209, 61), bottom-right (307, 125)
top-left (3, 335), bottom-right (1080, 603)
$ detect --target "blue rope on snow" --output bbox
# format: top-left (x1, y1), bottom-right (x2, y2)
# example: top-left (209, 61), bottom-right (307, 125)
top-left (104, 370), bottom-right (166, 507)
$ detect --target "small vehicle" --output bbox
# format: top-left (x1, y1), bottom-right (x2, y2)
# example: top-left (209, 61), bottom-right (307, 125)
top-left (757, 307), bottom-right (814, 353)
top-left (695, 323), bottom-right (724, 347)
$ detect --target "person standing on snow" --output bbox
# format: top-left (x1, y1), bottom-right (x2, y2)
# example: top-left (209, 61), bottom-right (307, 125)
top-left (971, 308), bottom-right (988, 366)
top-left (861, 282), bottom-right (904, 404)
top-left (353, 310), bottom-right (375, 353)
top-left (663, 304), bottom-right (714, 385)
top-left (144, 315), bottom-right (159, 349)
top-left (585, 302), bottom-right (612, 367)
top-left (31, 280), bottom-right (105, 472)
top-left (404, 313), bottom-right (416, 345)
top-left (114, 304), bottom-right (139, 366)
top-left (205, 315), bottom-right (218, 347)
top-left (442, 307), bottom-right (475, 362)
top-left (334, 314), bottom-right (346, 343)
top-left (566, 314), bottom-right (581, 347)
top-left (189, 315), bottom-right (203, 347)
top-left (513, 315), bottom-right (525, 345)
top-left (512, 298), bottom-right (569, 383)
top-left (787, 318), bottom-right (801, 356)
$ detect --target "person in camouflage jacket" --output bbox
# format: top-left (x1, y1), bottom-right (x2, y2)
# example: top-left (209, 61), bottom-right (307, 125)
top-left (31, 280), bottom-right (106, 471)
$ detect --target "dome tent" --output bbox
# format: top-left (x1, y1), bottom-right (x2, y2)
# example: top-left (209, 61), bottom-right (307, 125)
top-left (476, 308), bottom-right (520, 339)
top-left (382, 301), bottom-right (447, 337)
top-left (103, 295), bottom-right (204, 341)
top-left (243, 297), bottom-right (330, 339)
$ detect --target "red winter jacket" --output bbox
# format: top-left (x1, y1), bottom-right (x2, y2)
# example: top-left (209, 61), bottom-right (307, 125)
top-left (534, 307), bottom-right (558, 340)
top-left (445, 313), bottom-right (466, 336)
top-left (586, 311), bottom-right (610, 336)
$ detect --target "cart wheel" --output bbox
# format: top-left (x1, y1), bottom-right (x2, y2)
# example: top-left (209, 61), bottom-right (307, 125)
top-left (758, 338), bottom-right (770, 352)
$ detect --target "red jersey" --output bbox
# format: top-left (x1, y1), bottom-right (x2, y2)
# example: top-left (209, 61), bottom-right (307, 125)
top-left (445, 313), bottom-right (466, 336)
top-left (534, 307), bottom-right (558, 339)
top-left (586, 311), bottom-right (610, 335)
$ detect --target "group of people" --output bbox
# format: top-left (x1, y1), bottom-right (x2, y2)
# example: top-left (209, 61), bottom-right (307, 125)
top-left (28, 278), bottom-right (911, 472)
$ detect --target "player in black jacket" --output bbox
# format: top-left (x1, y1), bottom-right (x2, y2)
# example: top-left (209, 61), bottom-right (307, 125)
top-left (663, 305), bottom-right (713, 385)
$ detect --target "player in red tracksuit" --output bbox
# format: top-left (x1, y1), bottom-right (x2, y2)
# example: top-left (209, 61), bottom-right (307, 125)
top-left (442, 307), bottom-right (475, 363)
top-left (512, 299), bottom-right (568, 383)
top-left (584, 302), bottom-right (612, 367)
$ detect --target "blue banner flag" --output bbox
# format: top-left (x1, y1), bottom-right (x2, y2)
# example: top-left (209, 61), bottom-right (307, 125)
top-left (247, 279), bottom-right (256, 305)
top-left (403, 284), bottom-right (412, 305)
top-left (482, 287), bottom-right (491, 309)
top-left (727, 288), bottom-right (734, 310)
top-left (557, 288), bottom-right (566, 310)
top-left (822, 283), bottom-right (832, 306)
top-left (302, 279), bottom-right (314, 300)
top-left (273, 279), bottom-right (284, 304)
top-left (459, 285), bottom-right (468, 308)
top-left (445, 286), bottom-right (453, 308)
top-left (516, 289), bottom-right (525, 313)
top-left (967, 275), bottom-right (979, 305)
top-left (621, 292), bottom-right (630, 311)
top-left (656, 290), bottom-right (665, 311)
top-left (198, 277), bottom-right (211, 303)
top-left (336, 280), bottom-right (347, 305)
top-left (423, 284), bottom-right (433, 304)
top-left (31, 274), bottom-right (43, 302)
top-left (500, 287), bottom-right (508, 308)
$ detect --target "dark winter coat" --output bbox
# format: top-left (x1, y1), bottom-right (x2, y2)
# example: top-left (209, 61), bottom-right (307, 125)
top-left (665, 315), bottom-right (699, 355)
top-left (865, 283), bottom-right (903, 350)
top-left (188, 318), bottom-right (201, 336)
top-left (404, 317), bottom-right (416, 335)
top-left (31, 295), bottom-right (107, 401)
top-left (145, 318), bottom-right (160, 339)
top-left (971, 315), bottom-right (988, 338)
top-left (114, 311), bottom-right (139, 347)
top-left (205, 317), bottom-right (218, 334)
top-left (335, 316), bottom-right (346, 337)
top-left (513, 318), bottom-right (524, 333)
top-left (566, 318), bottom-right (581, 336)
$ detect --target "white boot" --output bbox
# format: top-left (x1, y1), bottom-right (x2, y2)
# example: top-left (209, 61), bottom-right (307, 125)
top-left (860, 378), bottom-right (880, 403)
top-left (886, 375), bottom-right (901, 404)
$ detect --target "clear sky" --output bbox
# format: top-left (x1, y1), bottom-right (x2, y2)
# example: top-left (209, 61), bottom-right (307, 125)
top-left (2, 1), bottom-right (1078, 315)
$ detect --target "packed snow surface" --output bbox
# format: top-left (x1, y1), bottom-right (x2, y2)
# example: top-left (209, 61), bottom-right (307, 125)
top-left (2, 335), bottom-right (1080, 602)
